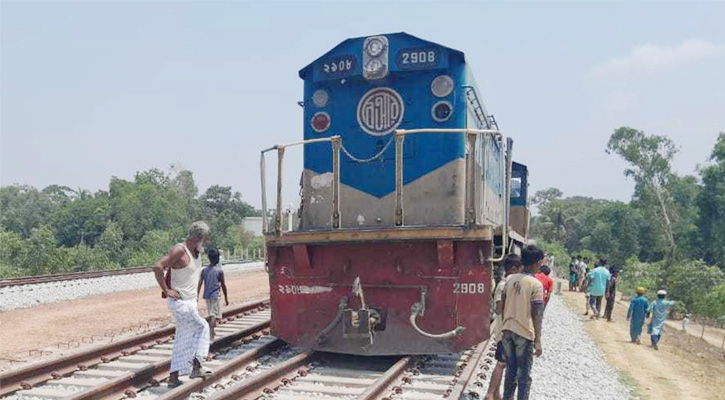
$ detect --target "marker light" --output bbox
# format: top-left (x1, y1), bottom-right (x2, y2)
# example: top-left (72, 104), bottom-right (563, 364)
top-left (432, 101), bottom-right (453, 122)
top-left (431, 75), bottom-right (454, 98)
top-left (365, 37), bottom-right (385, 57)
top-left (312, 89), bottom-right (329, 107)
top-left (311, 112), bottom-right (331, 133)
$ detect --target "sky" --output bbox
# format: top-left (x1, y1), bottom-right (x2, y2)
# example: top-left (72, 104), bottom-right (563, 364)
top-left (1, 1), bottom-right (724, 210)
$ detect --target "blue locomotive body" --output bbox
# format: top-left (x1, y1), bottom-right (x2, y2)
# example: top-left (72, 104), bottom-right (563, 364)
top-left (298, 33), bottom-right (504, 229)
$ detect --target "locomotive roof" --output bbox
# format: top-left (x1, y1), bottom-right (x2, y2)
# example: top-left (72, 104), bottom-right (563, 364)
top-left (299, 32), bottom-right (465, 79)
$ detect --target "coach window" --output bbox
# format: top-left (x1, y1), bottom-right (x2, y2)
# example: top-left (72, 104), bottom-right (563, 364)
top-left (510, 171), bottom-right (522, 199)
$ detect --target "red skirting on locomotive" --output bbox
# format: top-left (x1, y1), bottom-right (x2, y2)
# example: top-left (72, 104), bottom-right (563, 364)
top-left (266, 226), bottom-right (493, 356)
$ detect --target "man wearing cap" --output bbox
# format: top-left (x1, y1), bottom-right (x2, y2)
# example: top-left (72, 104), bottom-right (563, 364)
top-left (626, 287), bottom-right (649, 344)
top-left (648, 290), bottom-right (676, 350)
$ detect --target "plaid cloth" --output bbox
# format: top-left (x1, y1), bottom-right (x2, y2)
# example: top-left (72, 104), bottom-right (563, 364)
top-left (167, 298), bottom-right (210, 375)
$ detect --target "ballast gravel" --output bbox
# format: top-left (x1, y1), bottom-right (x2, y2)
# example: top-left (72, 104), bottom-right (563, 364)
top-left (528, 295), bottom-right (634, 399)
top-left (0, 262), bottom-right (264, 312)
top-left (467, 293), bottom-right (635, 400)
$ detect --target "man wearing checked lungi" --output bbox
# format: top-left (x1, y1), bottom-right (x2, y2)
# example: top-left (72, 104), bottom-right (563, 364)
top-left (154, 221), bottom-right (213, 388)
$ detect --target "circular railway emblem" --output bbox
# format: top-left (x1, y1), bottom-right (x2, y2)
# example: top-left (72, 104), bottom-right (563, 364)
top-left (357, 87), bottom-right (404, 136)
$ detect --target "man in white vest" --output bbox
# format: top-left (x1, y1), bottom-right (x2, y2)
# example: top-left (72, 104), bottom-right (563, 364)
top-left (153, 221), bottom-right (212, 388)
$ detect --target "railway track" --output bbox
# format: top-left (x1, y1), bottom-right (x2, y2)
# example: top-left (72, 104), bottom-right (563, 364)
top-left (2, 297), bottom-right (497, 400)
top-left (0, 260), bottom-right (257, 288)
top-left (0, 267), bottom-right (154, 288)
top-left (0, 299), bottom-right (272, 400)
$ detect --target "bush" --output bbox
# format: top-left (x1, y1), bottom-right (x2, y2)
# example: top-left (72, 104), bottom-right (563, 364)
top-left (669, 260), bottom-right (725, 312)
top-left (617, 258), bottom-right (665, 300)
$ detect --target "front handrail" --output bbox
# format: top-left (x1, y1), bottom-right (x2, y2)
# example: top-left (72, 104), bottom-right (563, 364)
top-left (261, 129), bottom-right (512, 263)
top-left (260, 136), bottom-right (341, 235)
top-left (393, 128), bottom-right (509, 262)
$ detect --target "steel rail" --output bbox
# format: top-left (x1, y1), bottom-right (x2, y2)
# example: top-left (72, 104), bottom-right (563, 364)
top-left (69, 320), bottom-right (273, 400)
top-left (356, 356), bottom-right (413, 400)
top-left (0, 299), bottom-right (269, 397)
top-left (155, 337), bottom-right (286, 400)
top-left (447, 340), bottom-right (492, 399)
top-left (204, 352), bottom-right (318, 400)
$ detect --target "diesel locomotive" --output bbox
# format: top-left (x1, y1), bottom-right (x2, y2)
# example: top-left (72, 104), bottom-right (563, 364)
top-left (260, 33), bottom-right (530, 355)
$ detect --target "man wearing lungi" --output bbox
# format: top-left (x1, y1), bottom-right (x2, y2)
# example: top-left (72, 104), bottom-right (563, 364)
top-left (153, 221), bottom-right (212, 388)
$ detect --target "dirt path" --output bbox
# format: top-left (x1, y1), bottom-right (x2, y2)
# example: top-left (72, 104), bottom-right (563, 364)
top-left (0, 270), bottom-right (270, 372)
top-left (558, 286), bottom-right (725, 400)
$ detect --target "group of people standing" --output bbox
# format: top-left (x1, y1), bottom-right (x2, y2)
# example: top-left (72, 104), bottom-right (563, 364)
top-left (568, 255), bottom-right (676, 350)
top-left (568, 256), bottom-right (618, 321)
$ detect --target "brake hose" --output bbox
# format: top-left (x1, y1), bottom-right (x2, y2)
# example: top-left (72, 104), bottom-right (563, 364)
top-left (409, 302), bottom-right (465, 340)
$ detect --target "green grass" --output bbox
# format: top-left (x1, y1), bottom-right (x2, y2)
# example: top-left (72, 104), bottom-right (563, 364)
top-left (617, 367), bottom-right (645, 399)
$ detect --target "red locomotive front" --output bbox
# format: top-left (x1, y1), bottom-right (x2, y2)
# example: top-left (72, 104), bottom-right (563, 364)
top-left (267, 227), bottom-right (493, 355)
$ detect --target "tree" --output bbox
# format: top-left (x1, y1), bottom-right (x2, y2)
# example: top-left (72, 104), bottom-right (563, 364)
top-left (97, 221), bottom-right (124, 264)
top-left (0, 185), bottom-right (58, 238)
top-left (21, 225), bottom-right (61, 275)
top-left (697, 132), bottom-right (725, 269)
top-left (42, 185), bottom-right (74, 206)
top-left (0, 228), bottom-right (25, 276)
top-left (110, 174), bottom-right (188, 243)
top-left (668, 260), bottom-right (724, 312)
top-left (531, 187), bottom-right (563, 209)
top-left (52, 195), bottom-right (111, 247)
top-left (694, 283), bottom-right (725, 342)
top-left (607, 127), bottom-right (679, 255)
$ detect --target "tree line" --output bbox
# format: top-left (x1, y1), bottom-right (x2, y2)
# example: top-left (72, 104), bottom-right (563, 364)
top-left (0, 167), bottom-right (262, 277)
top-left (534, 128), bottom-right (725, 326)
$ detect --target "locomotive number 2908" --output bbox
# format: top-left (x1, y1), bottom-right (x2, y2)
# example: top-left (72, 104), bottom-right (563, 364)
top-left (453, 283), bottom-right (485, 294)
top-left (401, 51), bottom-right (436, 64)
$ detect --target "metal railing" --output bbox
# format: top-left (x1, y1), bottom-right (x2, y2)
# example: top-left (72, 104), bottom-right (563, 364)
top-left (392, 129), bottom-right (510, 261)
top-left (260, 136), bottom-right (341, 235)
top-left (260, 128), bottom-right (512, 259)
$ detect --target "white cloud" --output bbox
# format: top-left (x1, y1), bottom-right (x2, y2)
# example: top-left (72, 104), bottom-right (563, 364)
top-left (590, 39), bottom-right (724, 79)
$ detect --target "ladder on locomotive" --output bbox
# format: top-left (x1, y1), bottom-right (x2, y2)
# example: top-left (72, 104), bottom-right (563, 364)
top-left (464, 86), bottom-right (499, 131)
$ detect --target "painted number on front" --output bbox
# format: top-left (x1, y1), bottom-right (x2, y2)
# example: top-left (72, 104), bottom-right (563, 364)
top-left (401, 51), bottom-right (436, 65)
top-left (396, 48), bottom-right (440, 70)
top-left (453, 283), bottom-right (485, 294)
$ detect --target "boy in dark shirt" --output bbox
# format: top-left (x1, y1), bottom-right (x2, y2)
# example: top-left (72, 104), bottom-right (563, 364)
top-left (197, 248), bottom-right (229, 340)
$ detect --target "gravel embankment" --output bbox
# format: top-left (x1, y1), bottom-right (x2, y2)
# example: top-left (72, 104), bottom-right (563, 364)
top-left (0, 262), bottom-right (264, 312)
top-left (469, 293), bottom-right (635, 400)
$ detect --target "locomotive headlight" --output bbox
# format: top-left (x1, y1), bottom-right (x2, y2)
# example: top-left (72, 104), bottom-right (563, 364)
top-left (362, 36), bottom-right (389, 80)
top-left (312, 89), bottom-right (329, 107)
top-left (431, 75), bottom-right (454, 98)
top-left (365, 37), bottom-right (385, 57)
top-left (365, 59), bottom-right (384, 74)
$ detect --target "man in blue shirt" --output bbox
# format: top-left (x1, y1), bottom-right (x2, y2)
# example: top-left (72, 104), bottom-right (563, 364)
top-left (627, 286), bottom-right (649, 344)
top-left (648, 290), bottom-right (676, 350)
top-left (198, 248), bottom-right (229, 340)
top-left (585, 258), bottom-right (611, 319)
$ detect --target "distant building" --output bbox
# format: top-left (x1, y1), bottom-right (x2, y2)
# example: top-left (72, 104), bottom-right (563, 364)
top-left (242, 217), bottom-right (264, 237)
